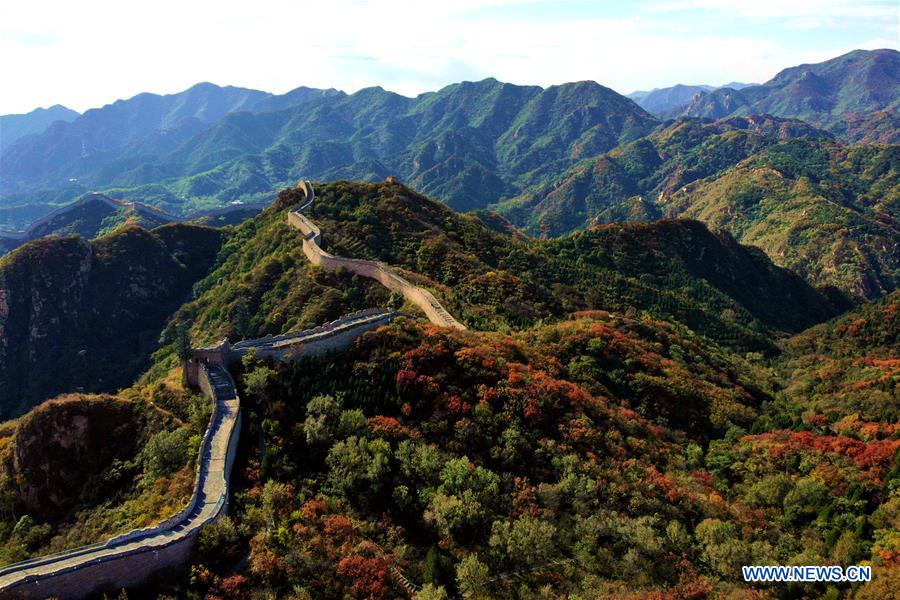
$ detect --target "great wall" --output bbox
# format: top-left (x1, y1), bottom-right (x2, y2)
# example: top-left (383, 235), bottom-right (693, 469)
top-left (0, 180), bottom-right (464, 598)
top-left (288, 180), bottom-right (466, 331)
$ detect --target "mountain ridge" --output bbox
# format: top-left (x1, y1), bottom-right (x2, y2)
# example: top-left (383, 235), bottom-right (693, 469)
top-left (0, 105), bottom-right (80, 153)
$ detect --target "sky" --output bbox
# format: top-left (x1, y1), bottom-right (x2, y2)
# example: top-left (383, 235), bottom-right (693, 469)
top-left (1, 0), bottom-right (897, 115)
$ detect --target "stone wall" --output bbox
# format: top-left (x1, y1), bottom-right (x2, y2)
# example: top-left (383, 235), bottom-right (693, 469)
top-left (230, 310), bottom-right (394, 363)
top-left (3, 531), bottom-right (196, 600)
top-left (0, 178), bottom-right (464, 598)
top-left (288, 181), bottom-right (466, 330)
top-left (0, 364), bottom-right (240, 599)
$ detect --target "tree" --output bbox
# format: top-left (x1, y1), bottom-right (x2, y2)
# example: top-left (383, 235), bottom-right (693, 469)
top-left (142, 427), bottom-right (194, 480)
top-left (387, 291), bottom-right (404, 311)
top-left (336, 555), bottom-right (396, 600)
top-left (243, 365), bottom-right (276, 404)
top-left (783, 477), bottom-right (830, 525)
top-left (196, 516), bottom-right (240, 566)
top-left (326, 436), bottom-right (392, 496)
top-left (415, 584), bottom-right (449, 600)
top-left (694, 518), bottom-right (752, 580)
top-left (174, 321), bottom-right (192, 360)
top-left (456, 553), bottom-right (490, 599)
top-left (303, 394), bottom-right (342, 446)
top-left (232, 297), bottom-right (251, 339)
top-left (427, 490), bottom-right (488, 541)
top-left (187, 394), bottom-right (212, 433)
top-left (489, 515), bottom-right (558, 568)
top-left (425, 457), bottom-right (502, 541)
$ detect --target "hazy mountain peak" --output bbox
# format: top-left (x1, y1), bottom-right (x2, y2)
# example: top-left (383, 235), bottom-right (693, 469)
top-left (0, 104), bottom-right (80, 151)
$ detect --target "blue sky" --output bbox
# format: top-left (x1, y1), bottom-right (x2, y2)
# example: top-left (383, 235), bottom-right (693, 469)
top-left (1, 0), bottom-right (897, 114)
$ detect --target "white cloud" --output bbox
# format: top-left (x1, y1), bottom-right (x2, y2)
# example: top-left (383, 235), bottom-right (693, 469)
top-left (0, 0), bottom-right (896, 113)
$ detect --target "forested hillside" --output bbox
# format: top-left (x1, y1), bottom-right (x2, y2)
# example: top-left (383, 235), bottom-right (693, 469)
top-left (0, 223), bottom-right (223, 417)
top-left (1, 79), bottom-right (657, 217)
top-left (154, 181), bottom-right (838, 366)
top-left (200, 300), bottom-right (898, 598)
top-left (0, 180), bottom-right (894, 599)
top-left (499, 119), bottom-right (898, 301)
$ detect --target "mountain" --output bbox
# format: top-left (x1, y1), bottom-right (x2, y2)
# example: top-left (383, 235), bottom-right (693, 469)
top-left (0, 180), bottom-right (894, 598)
top-left (497, 114), bottom-right (828, 231)
top-left (0, 83), bottom-right (274, 193)
top-left (743, 49), bottom-right (898, 123)
top-left (1, 79), bottom-right (659, 216)
top-left (0, 192), bottom-right (176, 255)
top-left (663, 139), bottom-right (899, 300)
top-left (2, 50), bottom-right (894, 225)
top-left (0, 191), bottom-right (268, 256)
top-left (720, 81), bottom-right (756, 90)
top-left (0, 105), bottom-right (79, 152)
top-left (628, 83), bottom-right (758, 116)
top-left (170, 180), bottom-right (837, 359)
top-left (496, 117), bottom-right (897, 301)
top-left (0, 223), bottom-right (224, 418)
top-left (248, 85), bottom-right (345, 113)
top-left (675, 49), bottom-right (900, 143)
top-left (677, 87), bottom-right (752, 119)
top-left (628, 84), bottom-right (714, 114)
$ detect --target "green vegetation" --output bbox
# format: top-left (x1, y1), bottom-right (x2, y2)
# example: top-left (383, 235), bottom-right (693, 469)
top-left (2, 78), bottom-right (658, 217)
top-left (149, 181), bottom-right (839, 369)
top-left (770, 291), bottom-right (899, 424)
top-left (180, 305), bottom-right (897, 598)
top-left (498, 120), bottom-right (898, 301)
top-left (0, 178), bottom-right (894, 599)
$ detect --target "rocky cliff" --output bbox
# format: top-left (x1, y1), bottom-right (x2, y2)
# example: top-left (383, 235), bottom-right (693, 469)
top-left (0, 224), bottom-right (224, 418)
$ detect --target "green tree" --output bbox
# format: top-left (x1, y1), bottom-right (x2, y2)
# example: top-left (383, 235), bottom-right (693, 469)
top-left (426, 457), bottom-right (501, 540)
top-left (243, 365), bottom-right (276, 404)
top-left (456, 553), bottom-right (490, 599)
top-left (232, 297), bottom-right (251, 339)
top-left (783, 477), bottom-right (830, 525)
top-left (415, 584), bottom-right (449, 600)
top-left (303, 394), bottom-right (342, 446)
top-left (142, 427), bottom-right (194, 480)
top-left (489, 515), bottom-right (558, 568)
top-left (174, 321), bottom-right (192, 361)
top-left (326, 436), bottom-right (392, 496)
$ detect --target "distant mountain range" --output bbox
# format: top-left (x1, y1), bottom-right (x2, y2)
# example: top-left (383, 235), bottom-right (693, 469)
top-left (1, 49), bottom-right (896, 303)
top-left (495, 115), bottom-right (898, 301)
top-left (627, 82), bottom-right (756, 114)
top-left (0, 78), bottom-right (657, 215)
top-left (667, 49), bottom-right (900, 143)
top-left (0, 105), bottom-right (79, 152)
